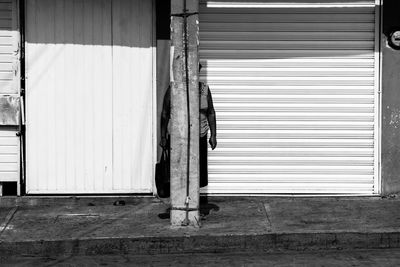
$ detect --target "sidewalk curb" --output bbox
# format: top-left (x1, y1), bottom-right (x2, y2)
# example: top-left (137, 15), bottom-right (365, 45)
top-left (2, 232), bottom-right (400, 257)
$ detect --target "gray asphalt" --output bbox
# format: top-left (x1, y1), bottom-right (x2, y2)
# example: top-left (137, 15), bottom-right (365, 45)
top-left (2, 249), bottom-right (400, 266)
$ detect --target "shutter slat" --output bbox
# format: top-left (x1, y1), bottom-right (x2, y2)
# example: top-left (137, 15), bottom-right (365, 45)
top-left (200, 13), bottom-right (375, 23)
top-left (201, 22), bottom-right (375, 32)
top-left (201, 40), bottom-right (374, 50)
top-left (217, 130), bottom-right (374, 139)
top-left (201, 32), bottom-right (375, 41)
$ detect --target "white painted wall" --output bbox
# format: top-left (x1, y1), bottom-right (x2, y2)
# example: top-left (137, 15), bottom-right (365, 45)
top-left (25, 0), bottom-right (154, 194)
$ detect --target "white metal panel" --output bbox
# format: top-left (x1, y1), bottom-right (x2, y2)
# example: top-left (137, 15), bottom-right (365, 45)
top-left (26, 0), bottom-right (153, 194)
top-left (26, 0), bottom-right (154, 194)
top-left (112, 0), bottom-right (154, 193)
top-left (26, 0), bottom-right (114, 193)
top-left (199, 0), bottom-right (379, 194)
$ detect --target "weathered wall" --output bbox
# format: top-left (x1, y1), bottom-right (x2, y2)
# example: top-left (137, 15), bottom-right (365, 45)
top-left (0, 96), bottom-right (20, 125)
top-left (382, 0), bottom-right (400, 194)
top-left (156, 0), bottom-right (171, 159)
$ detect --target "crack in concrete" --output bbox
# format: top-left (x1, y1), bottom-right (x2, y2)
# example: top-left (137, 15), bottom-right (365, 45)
top-left (261, 203), bottom-right (273, 232)
top-left (0, 206), bottom-right (18, 237)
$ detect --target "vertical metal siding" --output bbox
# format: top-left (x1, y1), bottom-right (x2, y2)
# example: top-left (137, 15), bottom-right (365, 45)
top-left (25, 0), bottom-right (153, 194)
top-left (26, 0), bottom-right (113, 194)
top-left (112, 0), bottom-right (153, 192)
top-left (199, 0), bottom-right (379, 194)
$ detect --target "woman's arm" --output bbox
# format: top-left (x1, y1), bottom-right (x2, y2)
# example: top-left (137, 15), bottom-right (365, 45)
top-left (207, 87), bottom-right (217, 150)
top-left (160, 87), bottom-right (171, 148)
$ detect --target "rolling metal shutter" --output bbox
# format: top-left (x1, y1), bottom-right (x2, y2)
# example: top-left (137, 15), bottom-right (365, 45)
top-left (0, 127), bottom-right (20, 192)
top-left (0, 0), bottom-right (20, 195)
top-left (199, 0), bottom-right (380, 194)
top-left (0, 0), bottom-right (19, 94)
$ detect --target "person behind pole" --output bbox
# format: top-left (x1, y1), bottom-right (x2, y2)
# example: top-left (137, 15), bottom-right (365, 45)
top-left (160, 63), bottom-right (217, 192)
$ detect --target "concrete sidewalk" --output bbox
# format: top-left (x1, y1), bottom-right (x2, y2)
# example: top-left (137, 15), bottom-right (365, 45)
top-left (1, 196), bottom-right (400, 257)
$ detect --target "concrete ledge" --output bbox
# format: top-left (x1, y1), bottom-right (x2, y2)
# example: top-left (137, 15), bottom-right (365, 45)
top-left (1, 232), bottom-right (400, 257)
top-left (0, 196), bottom-right (155, 208)
top-left (0, 196), bottom-right (383, 208)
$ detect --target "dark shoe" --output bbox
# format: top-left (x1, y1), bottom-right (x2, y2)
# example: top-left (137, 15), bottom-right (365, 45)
top-left (158, 208), bottom-right (171, 219)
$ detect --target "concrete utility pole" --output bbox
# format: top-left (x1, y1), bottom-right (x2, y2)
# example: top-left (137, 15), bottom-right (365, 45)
top-left (170, 0), bottom-right (200, 227)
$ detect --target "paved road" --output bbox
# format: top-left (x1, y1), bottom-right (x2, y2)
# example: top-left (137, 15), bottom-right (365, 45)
top-left (2, 249), bottom-right (400, 266)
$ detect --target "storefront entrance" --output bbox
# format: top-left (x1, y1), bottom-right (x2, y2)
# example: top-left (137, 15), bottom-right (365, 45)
top-left (199, 0), bottom-right (380, 194)
top-left (25, 0), bottom-right (155, 194)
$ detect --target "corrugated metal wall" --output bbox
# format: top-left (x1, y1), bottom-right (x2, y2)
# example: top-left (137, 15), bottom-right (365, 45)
top-left (25, 0), bottom-right (154, 194)
top-left (199, 0), bottom-right (380, 194)
top-left (112, 0), bottom-right (154, 192)
top-left (0, 0), bottom-right (20, 193)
